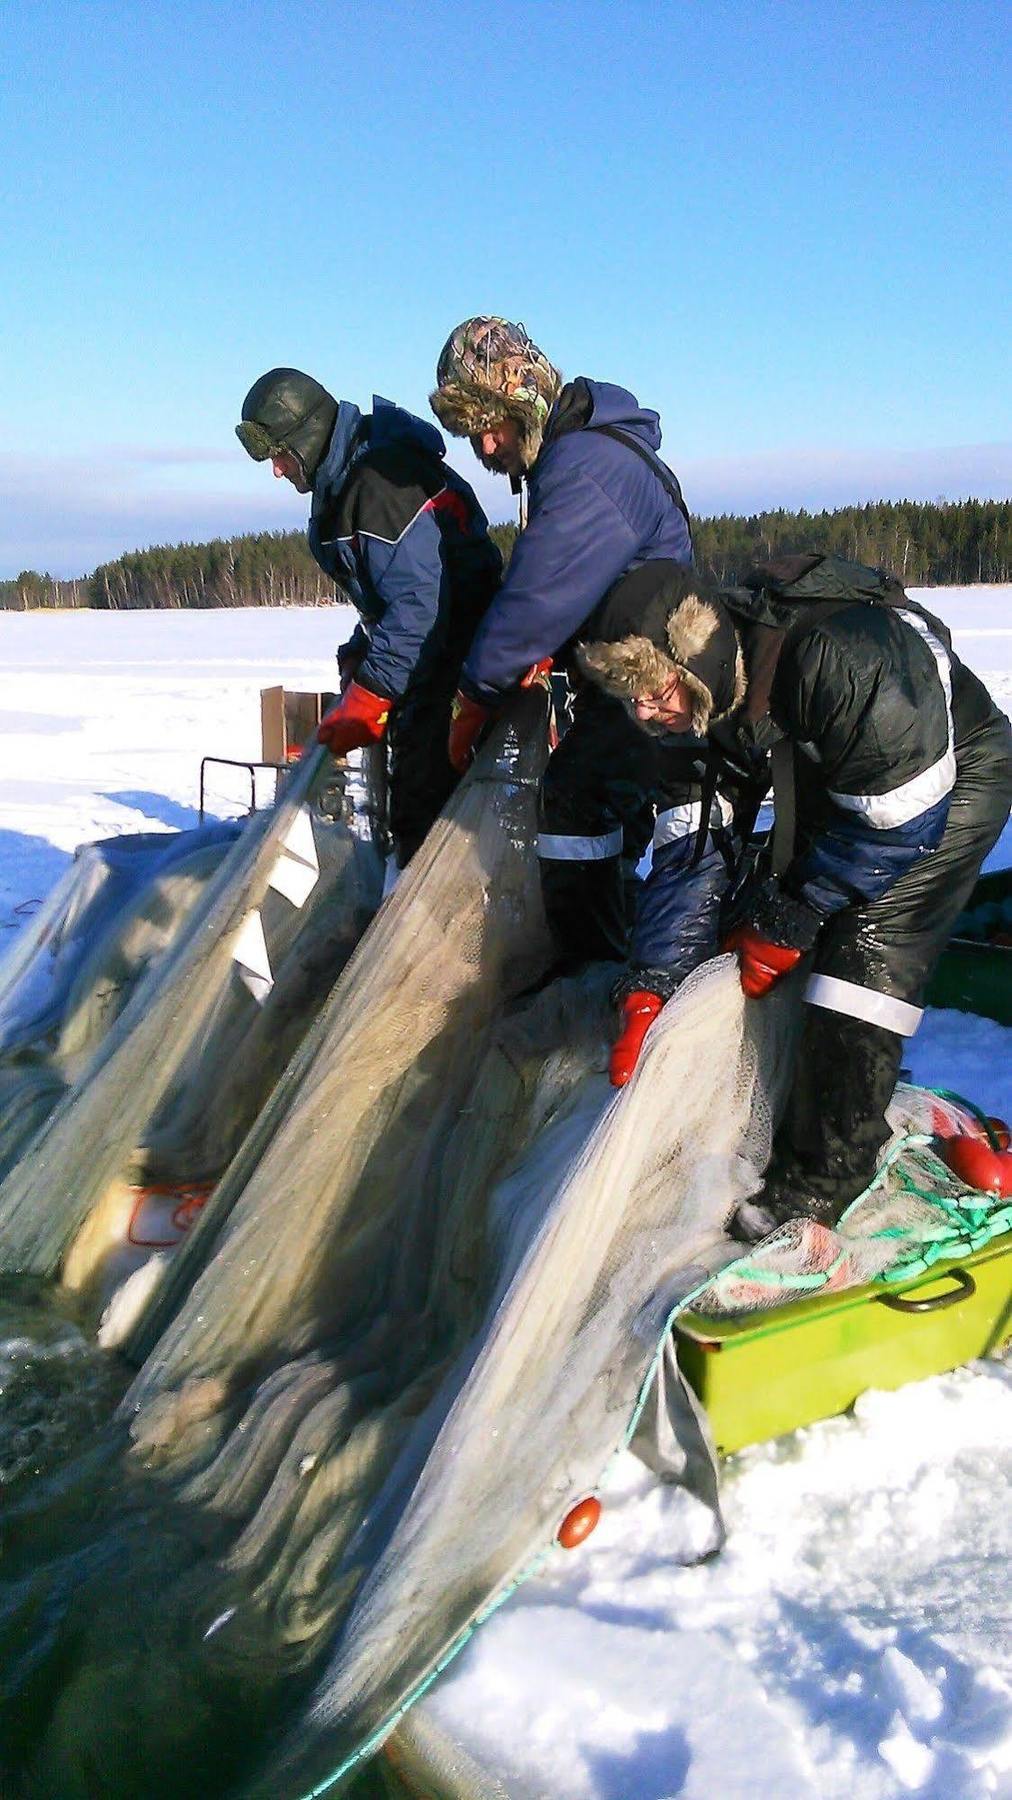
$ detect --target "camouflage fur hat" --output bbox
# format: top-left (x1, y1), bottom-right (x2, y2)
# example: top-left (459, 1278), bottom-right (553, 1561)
top-left (430, 317), bottom-right (562, 470)
top-left (236, 368), bottom-right (338, 482)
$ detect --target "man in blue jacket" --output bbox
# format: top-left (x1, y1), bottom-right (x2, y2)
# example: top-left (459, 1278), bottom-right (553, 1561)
top-left (429, 317), bottom-right (694, 963)
top-left (237, 368), bottom-right (501, 865)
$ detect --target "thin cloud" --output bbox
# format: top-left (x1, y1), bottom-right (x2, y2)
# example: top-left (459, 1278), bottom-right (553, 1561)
top-left (680, 442), bottom-right (1012, 518)
top-left (2, 442), bottom-right (1009, 579)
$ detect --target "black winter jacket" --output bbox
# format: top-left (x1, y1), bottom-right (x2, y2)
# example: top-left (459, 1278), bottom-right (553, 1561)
top-left (623, 560), bottom-right (1007, 986)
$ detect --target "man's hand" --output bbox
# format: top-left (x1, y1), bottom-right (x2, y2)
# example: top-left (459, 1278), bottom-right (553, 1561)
top-left (448, 690), bottom-right (494, 773)
top-left (610, 990), bottom-right (664, 1087)
top-left (317, 682), bottom-right (391, 757)
top-left (519, 657), bottom-right (554, 690)
top-left (723, 924), bottom-right (803, 999)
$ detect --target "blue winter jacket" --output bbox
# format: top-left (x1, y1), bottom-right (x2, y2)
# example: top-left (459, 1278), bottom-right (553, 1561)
top-left (458, 379), bottom-right (693, 704)
top-left (307, 398), bottom-right (500, 700)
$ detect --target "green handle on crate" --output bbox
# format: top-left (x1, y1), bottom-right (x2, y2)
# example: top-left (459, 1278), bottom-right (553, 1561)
top-left (878, 1267), bottom-right (976, 1314)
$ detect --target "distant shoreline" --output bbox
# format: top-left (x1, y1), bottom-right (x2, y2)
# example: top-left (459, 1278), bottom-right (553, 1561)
top-left (4, 496), bottom-right (1010, 609)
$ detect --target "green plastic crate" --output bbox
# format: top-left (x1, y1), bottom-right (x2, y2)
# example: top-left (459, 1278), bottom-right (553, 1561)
top-left (675, 1235), bottom-right (1012, 1456)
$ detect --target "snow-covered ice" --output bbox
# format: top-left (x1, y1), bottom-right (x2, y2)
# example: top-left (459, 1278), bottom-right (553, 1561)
top-left (0, 587), bottom-right (1009, 1800)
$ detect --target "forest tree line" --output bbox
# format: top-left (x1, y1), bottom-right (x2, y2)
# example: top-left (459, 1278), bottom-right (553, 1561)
top-left (2, 498), bottom-right (1010, 611)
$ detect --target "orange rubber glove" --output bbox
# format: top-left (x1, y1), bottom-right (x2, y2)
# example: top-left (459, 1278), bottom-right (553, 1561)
top-left (448, 690), bottom-right (494, 773)
top-left (723, 924), bottom-right (803, 999)
top-left (610, 990), bottom-right (664, 1087)
top-left (317, 681), bottom-right (391, 757)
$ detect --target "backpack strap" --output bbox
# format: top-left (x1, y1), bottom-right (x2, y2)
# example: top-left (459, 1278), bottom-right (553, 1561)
top-left (589, 424), bottom-right (693, 536)
top-left (768, 738), bottom-right (797, 877)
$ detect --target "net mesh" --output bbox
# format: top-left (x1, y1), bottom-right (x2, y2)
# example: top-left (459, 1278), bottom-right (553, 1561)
top-left (688, 1085), bottom-right (1012, 1317)
top-left (8, 691), bottom-right (785, 1797)
top-left (0, 751), bottom-right (381, 1279)
top-left (4, 690), bottom-right (1006, 1800)
top-left (71, 693), bottom-right (785, 1797)
top-left (0, 833), bottom-right (236, 1185)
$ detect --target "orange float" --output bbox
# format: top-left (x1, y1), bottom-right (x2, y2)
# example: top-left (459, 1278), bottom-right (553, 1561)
top-left (555, 1495), bottom-right (602, 1550)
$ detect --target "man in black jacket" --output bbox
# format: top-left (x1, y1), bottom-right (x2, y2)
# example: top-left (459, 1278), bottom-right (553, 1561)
top-left (237, 368), bottom-right (501, 866)
top-left (577, 554), bottom-right (1012, 1238)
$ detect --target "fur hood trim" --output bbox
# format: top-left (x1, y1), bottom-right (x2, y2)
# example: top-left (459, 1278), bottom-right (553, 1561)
top-left (578, 593), bottom-right (747, 736)
top-left (429, 380), bottom-right (551, 470)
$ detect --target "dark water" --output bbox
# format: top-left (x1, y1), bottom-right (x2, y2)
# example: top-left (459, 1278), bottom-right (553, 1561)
top-left (0, 1282), bottom-right (392, 1800)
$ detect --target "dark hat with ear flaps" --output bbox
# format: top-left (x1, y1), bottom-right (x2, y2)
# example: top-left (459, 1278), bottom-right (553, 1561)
top-left (236, 368), bottom-right (338, 482)
top-left (577, 562), bottom-right (747, 735)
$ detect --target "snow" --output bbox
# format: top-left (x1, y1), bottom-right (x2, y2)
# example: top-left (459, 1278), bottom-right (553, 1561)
top-left (0, 587), bottom-right (1009, 1800)
top-left (0, 603), bottom-right (358, 926)
top-left (425, 1365), bottom-right (1012, 1799)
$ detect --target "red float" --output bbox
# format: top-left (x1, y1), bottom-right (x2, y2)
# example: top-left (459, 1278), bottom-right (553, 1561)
top-left (556, 1495), bottom-right (602, 1550)
top-left (943, 1135), bottom-right (1012, 1196)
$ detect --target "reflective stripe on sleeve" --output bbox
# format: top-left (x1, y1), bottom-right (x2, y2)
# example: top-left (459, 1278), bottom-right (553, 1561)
top-left (653, 795), bottom-right (733, 847)
top-left (805, 972), bottom-right (923, 1036)
top-left (537, 827), bottom-right (624, 862)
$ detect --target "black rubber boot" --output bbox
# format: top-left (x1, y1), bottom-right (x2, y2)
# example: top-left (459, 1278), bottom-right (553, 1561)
top-left (729, 1006), bottom-right (904, 1242)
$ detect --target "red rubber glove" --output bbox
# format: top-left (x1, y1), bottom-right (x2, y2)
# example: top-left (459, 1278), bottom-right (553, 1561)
top-left (723, 924), bottom-right (803, 999)
top-left (519, 657), bottom-right (554, 689)
top-left (317, 681), bottom-right (391, 757)
top-left (448, 689), bottom-right (494, 773)
top-left (610, 990), bottom-right (664, 1087)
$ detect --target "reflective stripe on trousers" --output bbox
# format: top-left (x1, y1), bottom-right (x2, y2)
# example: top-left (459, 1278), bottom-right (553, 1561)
top-left (537, 827), bottom-right (624, 862)
top-left (805, 972), bottom-right (923, 1037)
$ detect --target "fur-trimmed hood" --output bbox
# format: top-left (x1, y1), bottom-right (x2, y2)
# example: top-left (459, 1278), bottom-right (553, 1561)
top-left (577, 564), bottom-right (747, 736)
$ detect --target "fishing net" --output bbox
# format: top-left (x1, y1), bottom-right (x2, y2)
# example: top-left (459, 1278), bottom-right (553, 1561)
top-left (0, 826), bottom-right (232, 1060)
top-left (686, 1084), bottom-right (1012, 1318)
top-left (122, 687), bottom-right (557, 1393)
top-left (7, 687), bottom-right (793, 1799)
top-left (0, 826), bottom-right (239, 1184)
top-left (0, 751), bottom-right (381, 1281)
top-left (10, 675), bottom-right (1006, 1799)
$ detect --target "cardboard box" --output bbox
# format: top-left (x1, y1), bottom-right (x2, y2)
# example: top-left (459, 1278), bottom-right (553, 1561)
top-left (260, 687), bottom-right (332, 763)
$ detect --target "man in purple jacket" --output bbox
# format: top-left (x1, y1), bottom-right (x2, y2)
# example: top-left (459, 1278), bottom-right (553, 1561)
top-left (430, 317), bottom-right (694, 964)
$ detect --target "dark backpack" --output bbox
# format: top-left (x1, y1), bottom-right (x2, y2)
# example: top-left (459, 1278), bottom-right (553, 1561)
top-left (719, 554), bottom-right (922, 877)
top-left (739, 550), bottom-right (907, 615)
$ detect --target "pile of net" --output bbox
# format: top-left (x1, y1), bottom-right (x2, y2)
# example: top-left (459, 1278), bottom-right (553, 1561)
top-left (0, 752), bottom-right (381, 1315)
top-left (1, 692), bottom-right (792, 1799)
top-left (690, 1084), bottom-right (1012, 1318)
top-left (6, 681), bottom-right (1006, 1799)
top-left (0, 822), bottom-right (239, 1185)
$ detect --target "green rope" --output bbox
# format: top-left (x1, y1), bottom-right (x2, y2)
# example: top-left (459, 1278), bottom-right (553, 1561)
top-left (298, 1119), bottom-right (1012, 1797)
top-left (925, 1084), bottom-right (1004, 1149)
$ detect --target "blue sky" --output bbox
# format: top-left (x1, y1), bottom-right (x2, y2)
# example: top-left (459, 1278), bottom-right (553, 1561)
top-left (2, 0), bottom-right (1008, 576)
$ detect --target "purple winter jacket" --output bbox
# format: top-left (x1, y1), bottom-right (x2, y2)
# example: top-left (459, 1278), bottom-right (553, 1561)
top-left (458, 377), bottom-right (693, 703)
